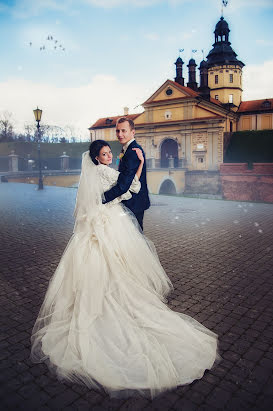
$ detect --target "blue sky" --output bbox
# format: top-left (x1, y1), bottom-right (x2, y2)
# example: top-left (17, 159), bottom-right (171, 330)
top-left (0, 0), bottom-right (273, 138)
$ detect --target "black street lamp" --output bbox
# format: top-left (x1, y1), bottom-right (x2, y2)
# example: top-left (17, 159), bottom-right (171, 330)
top-left (33, 107), bottom-right (43, 190)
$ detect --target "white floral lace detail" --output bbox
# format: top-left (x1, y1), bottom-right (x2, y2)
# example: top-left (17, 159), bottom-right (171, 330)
top-left (97, 164), bottom-right (140, 205)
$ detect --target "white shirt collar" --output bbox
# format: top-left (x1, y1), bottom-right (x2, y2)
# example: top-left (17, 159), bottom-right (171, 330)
top-left (122, 138), bottom-right (135, 153)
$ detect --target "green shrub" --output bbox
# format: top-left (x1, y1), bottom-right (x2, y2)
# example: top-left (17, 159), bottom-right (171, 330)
top-left (224, 130), bottom-right (273, 163)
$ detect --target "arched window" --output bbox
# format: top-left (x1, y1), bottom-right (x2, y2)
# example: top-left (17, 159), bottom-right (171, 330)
top-left (160, 139), bottom-right (179, 168)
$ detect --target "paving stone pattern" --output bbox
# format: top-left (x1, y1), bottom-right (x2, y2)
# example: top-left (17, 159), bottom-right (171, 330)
top-left (0, 183), bottom-right (273, 410)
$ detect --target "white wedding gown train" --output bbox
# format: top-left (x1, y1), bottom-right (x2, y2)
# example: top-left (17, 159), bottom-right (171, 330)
top-left (31, 154), bottom-right (218, 399)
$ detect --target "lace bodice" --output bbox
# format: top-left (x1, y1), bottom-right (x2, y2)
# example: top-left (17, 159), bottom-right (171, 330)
top-left (97, 164), bottom-right (140, 205)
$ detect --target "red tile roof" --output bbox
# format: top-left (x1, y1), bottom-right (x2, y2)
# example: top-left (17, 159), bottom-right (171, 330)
top-left (89, 114), bottom-right (140, 129)
top-left (167, 80), bottom-right (200, 97)
top-left (209, 96), bottom-right (224, 107)
top-left (238, 98), bottom-right (273, 113)
top-left (143, 79), bottom-right (224, 108)
top-left (143, 79), bottom-right (199, 105)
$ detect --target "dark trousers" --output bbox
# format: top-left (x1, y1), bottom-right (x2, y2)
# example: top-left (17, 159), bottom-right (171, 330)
top-left (134, 211), bottom-right (144, 231)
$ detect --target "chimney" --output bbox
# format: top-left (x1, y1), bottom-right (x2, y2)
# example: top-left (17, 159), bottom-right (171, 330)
top-left (124, 106), bottom-right (129, 116)
top-left (174, 57), bottom-right (184, 86)
top-left (198, 60), bottom-right (210, 100)
top-left (187, 58), bottom-right (198, 91)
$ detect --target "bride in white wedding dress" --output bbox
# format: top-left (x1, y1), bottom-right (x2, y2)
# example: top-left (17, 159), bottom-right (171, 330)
top-left (31, 140), bottom-right (219, 399)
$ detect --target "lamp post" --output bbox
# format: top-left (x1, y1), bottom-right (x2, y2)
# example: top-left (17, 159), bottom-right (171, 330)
top-left (33, 107), bottom-right (43, 190)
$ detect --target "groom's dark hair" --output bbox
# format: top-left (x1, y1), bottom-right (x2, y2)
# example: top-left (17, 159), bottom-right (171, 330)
top-left (89, 140), bottom-right (110, 165)
top-left (116, 117), bottom-right (135, 131)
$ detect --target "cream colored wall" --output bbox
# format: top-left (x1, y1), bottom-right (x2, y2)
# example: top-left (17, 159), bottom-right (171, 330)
top-left (134, 112), bottom-right (146, 124)
top-left (208, 65), bottom-right (242, 107)
top-left (152, 105), bottom-right (183, 122)
top-left (208, 66), bottom-right (242, 89)
top-left (238, 113), bottom-right (273, 131)
top-left (8, 175), bottom-right (80, 187)
top-left (92, 127), bottom-right (117, 141)
top-left (261, 113), bottom-right (272, 129)
top-left (194, 106), bottom-right (218, 118)
top-left (147, 169), bottom-right (185, 194)
top-left (211, 88), bottom-right (242, 108)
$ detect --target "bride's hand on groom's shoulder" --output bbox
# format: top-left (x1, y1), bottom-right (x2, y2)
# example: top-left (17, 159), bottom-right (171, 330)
top-left (132, 148), bottom-right (144, 163)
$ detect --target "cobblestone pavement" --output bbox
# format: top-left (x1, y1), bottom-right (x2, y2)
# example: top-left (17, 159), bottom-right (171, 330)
top-left (0, 183), bottom-right (273, 411)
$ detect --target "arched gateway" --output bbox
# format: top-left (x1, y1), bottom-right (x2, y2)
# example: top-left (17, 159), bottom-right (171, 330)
top-left (159, 179), bottom-right (177, 195)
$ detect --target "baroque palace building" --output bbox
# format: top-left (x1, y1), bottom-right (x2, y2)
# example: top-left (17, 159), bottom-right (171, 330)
top-left (89, 16), bottom-right (273, 195)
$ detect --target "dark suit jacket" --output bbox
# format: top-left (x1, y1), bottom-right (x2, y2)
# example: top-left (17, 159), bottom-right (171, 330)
top-left (103, 140), bottom-right (150, 214)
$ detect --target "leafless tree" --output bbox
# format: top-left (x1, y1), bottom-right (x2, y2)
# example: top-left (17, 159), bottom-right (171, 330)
top-left (0, 111), bottom-right (15, 141)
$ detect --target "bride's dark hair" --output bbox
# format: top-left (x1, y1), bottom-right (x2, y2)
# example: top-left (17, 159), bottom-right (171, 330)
top-left (89, 140), bottom-right (111, 165)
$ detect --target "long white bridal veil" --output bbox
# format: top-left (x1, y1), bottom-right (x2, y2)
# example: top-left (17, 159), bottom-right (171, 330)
top-left (30, 151), bottom-right (106, 365)
top-left (73, 151), bottom-right (104, 231)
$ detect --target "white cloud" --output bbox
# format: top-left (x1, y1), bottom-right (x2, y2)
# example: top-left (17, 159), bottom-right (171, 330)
top-left (243, 59), bottom-right (273, 100)
top-left (84, 0), bottom-right (273, 9)
top-left (256, 39), bottom-right (273, 47)
top-left (84, 0), bottom-right (163, 8)
top-left (7, 0), bottom-right (193, 15)
top-left (7, 0), bottom-right (78, 19)
top-left (144, 32), bottom-right (160, 41)
top-left (227, 0), bottom-right (273, 11)
top-left (0, 75), bottom-right (147, 137)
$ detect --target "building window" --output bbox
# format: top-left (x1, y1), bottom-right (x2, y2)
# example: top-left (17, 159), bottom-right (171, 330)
top-left (229, 74), bottom-right (233, 83)
top-left (198, 158), bottom-right (204, 163)
top-left (215, 75), bottom-right (218, 84)
top-left (261, 114), bottom-right (272, 129)
top-left (242, 117), bottom-right (251, 130)
top-left (215, 95), bottom-right (219, 100)
top-left (230, 121), bottom-right (233, 132)
top-left (229, 94), bottom-right (233, 103)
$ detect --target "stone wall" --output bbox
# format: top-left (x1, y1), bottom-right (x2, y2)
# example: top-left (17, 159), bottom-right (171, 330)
top-left (220, 163), bottom-right (273, 203)
top-left (184, 170), bottom-right (222, 195)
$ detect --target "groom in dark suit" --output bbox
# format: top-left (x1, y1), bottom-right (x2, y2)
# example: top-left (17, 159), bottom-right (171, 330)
top-left (103, 117), bottom-right (150, 230)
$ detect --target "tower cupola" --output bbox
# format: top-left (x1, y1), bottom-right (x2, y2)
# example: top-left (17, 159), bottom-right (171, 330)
top-left (206, 16), bottom-right (245, 108)
top-left (174, 57), bottom-right (184, 86)
top-left (214, 16), bottom-right (230, 43)
top-left (207, 17), bottom-right (244, 69)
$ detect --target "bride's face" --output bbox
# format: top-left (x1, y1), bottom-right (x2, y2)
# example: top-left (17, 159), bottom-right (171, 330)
top-left (97, 145), bottom-right (113, 165)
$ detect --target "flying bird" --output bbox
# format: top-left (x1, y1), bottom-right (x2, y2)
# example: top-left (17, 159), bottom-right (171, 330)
top-left (28, 35), bottom-right (65, 53)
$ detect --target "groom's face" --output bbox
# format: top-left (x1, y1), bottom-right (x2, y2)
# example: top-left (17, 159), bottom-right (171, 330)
top-left (116, 121), bottom-right (135, 145)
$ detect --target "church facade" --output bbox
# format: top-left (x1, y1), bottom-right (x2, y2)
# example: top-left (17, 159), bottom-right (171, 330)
top-left (89, 16), bottom-right (273, 195)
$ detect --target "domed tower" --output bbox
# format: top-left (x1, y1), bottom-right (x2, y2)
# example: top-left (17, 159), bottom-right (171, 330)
top-left (187, 58), bottom-right (198, 91)
top-left (206, 16), bottom-right (244, 108)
